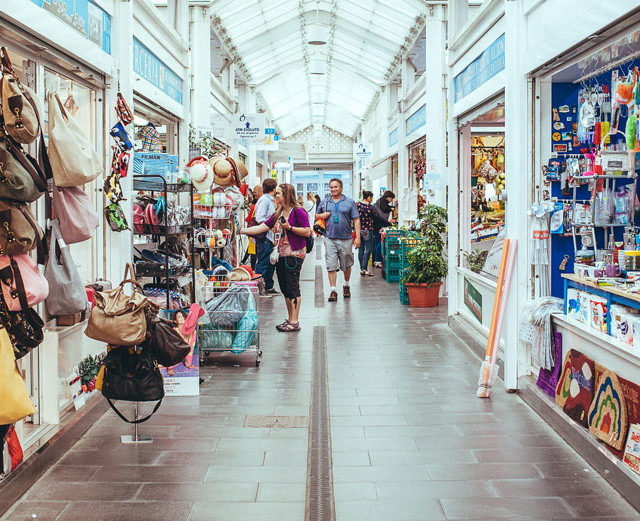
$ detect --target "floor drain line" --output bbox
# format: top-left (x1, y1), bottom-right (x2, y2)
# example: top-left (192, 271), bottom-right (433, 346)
top-left (306, 326), bottom-right (335, 521)
top-left (314, 265), bottom-right (325, 308)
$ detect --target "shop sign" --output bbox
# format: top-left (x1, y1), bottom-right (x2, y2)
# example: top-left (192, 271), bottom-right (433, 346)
top-left (133, 37), bottom-right (183, 104)
top-left (271, 169), bottom-right (278, 179)
top-left (464, 277), bottom-right (483, 323)
top-left (234, 113), bottom-right (266, 142)
top-left (405, 104), bottom-right (426, 136)
top-left (388, 127), bottom-right (398, 147)
top-left (30, 0), bottom-right (111, 54)
top-left (256, 128), bottom-right (279, 151)
top-left (480, 229), bottom-right (505, 280)
top-left (454, 34), bottom-right (505, 103)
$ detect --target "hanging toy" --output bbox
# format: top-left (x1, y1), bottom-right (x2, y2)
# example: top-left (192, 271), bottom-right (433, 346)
top-left (626, 111), bottom-right (636, 150)
top-left (593, 121), bottom-right (601, 148)
top-left (615, 82), bottom-right (633, 105)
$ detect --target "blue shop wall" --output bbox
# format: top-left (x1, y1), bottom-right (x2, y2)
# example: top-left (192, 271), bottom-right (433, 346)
top-left (550, 61), bottom-right (640, 297)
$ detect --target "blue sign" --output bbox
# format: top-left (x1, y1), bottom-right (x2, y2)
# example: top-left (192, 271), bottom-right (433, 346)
top-left (454, 34), bottom-right (505, 103)
top-left (388, 127), bottom-right (398, 147)
top-left (133, 37), bottom-right (184, 105)
top-left (265, 128), bottom-right (276, 135)
top-left (406, 104), bottom-right (426, 136)
top-left (30, 0), bottom-right (111, 54)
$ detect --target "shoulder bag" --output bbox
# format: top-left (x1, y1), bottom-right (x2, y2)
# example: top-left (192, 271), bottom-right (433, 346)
top-left (0, 199), bottom-right (45, 260)
top-left (51, 184), bottom-right (99, 244)
top-left (0, 325), bottom-right (36, 424)
top-left (0, 254), bottom-right (48, 311)
top-left (0, 280), bottom-right (44, 360)
top-left (48, 92), bottom-right (102, 187)
top-left (85, 262), bottom-right (148, 346)
top-left (0, 134), bottom-right (47, 202)
top-left (144, 315), bottom-right (190, 367)
top-left (101, 346), bottom-right (164, 424)
top-left (44, 220), bottom-right (88, 316)
top-left (0, 48), bottom-right (40, 144)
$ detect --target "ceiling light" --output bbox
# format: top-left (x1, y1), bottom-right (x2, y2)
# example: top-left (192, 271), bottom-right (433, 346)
top-left (307, 24), bottom-right (328, 45)
top-left (309, 59), bottom-right (326, 75)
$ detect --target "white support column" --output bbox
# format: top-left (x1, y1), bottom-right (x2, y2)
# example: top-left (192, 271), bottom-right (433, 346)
top-left (378, 86), bottom-right (389, 157)
top-left (503, 0), bottom-right (529, 391)
top-left (449, 0), bottom-right (469, 41)
top-left (111, 0), bottom-right (135, 284)
top-left (246, 88), bottom-right (258, 187)
top-left (190, 6), bottom-right (211, 129)
top-left (424, 4), bottom-right (447, 208)
top-left (397, 65), bottom-right (408, 222)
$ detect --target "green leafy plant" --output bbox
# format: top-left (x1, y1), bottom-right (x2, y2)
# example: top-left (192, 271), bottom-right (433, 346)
top-left (464, 249), bottom-right (488, 274)
top-left (402, 204), bottom-right (448, 285)
top-left (188, 125), bottom-right (224, 158)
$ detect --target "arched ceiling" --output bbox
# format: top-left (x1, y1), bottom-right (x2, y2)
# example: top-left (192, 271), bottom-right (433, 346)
top-left (209, 0), bottom-right (426, 139)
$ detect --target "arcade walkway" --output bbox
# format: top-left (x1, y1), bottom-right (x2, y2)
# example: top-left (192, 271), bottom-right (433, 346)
top-left (2, 246), bottom-right (638, 521)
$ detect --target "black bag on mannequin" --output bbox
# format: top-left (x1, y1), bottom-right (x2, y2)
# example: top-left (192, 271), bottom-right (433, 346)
top-left (144, 315), bottom-right (190, 367)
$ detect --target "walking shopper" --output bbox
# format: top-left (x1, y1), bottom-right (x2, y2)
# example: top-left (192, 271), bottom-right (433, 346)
top-left (314, 194), bottom-right (321, 212)
top-left (356, 190), bottom-right (375, 276)
top-left (240, 184), bottom-right (311, 332)
top-left (316, 178), bottom-right (361, 301)
top-left (372, 190), bottom-right (395, 268)
top-left (254, 178), bottom-right (279, 295)
top-left (304, 192), bottom-right (316, 228)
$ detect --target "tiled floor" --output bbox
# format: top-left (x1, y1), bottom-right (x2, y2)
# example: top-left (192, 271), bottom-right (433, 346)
top-left (3, 244), bottom-right (639, 520)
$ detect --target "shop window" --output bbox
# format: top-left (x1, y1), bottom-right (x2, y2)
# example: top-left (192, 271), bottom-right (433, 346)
top-left (410, 140), bottom-right (426, 212)
top-left (43, 70), bottom-right (100, 285)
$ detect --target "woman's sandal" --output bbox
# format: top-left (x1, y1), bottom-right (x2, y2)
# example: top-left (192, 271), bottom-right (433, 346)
top-left (360, 270), bottom-right (367, 276)
top-left (280, 322), bottom-right (300, 332)
top-left (276, 320), bottom-right (290, 331)
top-left (366, 272), bottom-right (374, 277)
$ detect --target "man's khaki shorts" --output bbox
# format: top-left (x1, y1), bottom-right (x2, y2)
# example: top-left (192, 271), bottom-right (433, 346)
top-left (325, 238), bottom-right (354, 272)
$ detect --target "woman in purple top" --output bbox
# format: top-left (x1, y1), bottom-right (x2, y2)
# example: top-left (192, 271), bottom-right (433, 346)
top-left (240, 184), bottom-right (311, 332)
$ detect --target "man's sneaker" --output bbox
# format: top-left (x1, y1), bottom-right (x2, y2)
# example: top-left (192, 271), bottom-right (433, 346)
top-left (343, 286), bottom-right (351, 298)
top-left (264, 288), bottom-right (281, 296)
top-left (328, 290), bottom-right (338, 302)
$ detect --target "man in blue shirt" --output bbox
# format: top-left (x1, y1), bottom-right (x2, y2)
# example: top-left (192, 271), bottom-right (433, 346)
top-left (317, 178), bottom-right (361, 301)
top-left (254, 178), bottom-right (279, 295)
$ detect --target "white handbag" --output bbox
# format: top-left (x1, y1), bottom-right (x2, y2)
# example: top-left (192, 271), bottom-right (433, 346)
top-left (48, 93), bottom-right (103, 187)
top-left (269, 232), bottom-right (281, 265)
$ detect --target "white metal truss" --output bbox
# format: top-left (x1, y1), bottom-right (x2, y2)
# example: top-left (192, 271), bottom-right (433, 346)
top-left (209, 0), bottom-right (426, 138)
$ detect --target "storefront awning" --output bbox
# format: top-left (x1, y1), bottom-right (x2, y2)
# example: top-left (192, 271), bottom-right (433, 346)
top-left (366, 153), bottom-right (395, 180)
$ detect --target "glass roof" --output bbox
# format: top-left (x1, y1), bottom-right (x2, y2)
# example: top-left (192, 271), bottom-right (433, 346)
top-left (210, 0), bottom-right (425, 138)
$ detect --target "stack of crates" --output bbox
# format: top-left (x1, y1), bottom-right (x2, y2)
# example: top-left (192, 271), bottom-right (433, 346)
top-left (382, 229), bottom-right (405, 282)
top-left (399, 236), bottom-right (424, 304)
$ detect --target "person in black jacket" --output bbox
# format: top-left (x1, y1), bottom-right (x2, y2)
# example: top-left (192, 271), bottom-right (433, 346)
top-left (372, 190), bottom-right (395, 267)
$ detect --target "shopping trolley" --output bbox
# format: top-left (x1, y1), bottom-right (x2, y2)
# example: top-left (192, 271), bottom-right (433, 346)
top-left (198, 281), bottom-right (262, 366)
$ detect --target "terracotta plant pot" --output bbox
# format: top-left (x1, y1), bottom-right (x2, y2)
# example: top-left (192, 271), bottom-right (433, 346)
top-left (405, 282), bottom-right (442, 307)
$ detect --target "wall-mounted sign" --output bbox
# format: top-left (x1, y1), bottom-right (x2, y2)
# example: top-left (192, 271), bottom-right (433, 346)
top-left (406, 104), bottom-right (426, 136)
top-left (256, 128), bottom-right (279, 150)
top-left (30, 0), bottom-right (111, 54)
top-left (388, 127), bottom-right (398, 147)
top-left (464, 277), bottom-right (483, 323)
top-left (133, 37), bottom-right (184, 105)
top-left (234, 113), bottom-right (265, 142)
top-left (454, 34), bottom-right (505, 103)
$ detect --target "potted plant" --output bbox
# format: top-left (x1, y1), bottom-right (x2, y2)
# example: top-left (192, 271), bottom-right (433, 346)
top-left (402, 204), bottom-right (447, 307)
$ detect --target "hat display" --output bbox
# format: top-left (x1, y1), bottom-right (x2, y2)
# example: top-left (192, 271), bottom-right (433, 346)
top-left (188, 156), bottom-right (214, 193)
top-left (211, 157), bottom-right (235, 187)
top-left (228, 266), bottom-right (251, 282)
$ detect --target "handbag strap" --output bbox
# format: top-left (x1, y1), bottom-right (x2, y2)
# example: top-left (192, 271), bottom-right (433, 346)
top-left (0, 257), bottom-right (30, 311)
top-left (1, 47), bottom-right (14, 73)
top-left (105, 396), bottom-right (163, 424)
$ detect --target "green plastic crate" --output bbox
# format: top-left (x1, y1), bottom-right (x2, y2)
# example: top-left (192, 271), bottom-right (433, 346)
top-left (399, 283), bottom-right (410, 305)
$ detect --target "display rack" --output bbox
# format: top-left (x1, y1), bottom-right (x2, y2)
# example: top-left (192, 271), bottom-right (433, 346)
top-left (133, 175), bottom-right (196, 308)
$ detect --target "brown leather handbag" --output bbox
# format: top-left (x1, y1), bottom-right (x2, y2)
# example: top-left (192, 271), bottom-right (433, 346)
top-left (85, 263), bottom-right (149, 346)
top-left (1, 47), bottom-right (40, 144)
top-left (0, 134), bottom-right (48, 202)
top-left (0, 200), bottom-right (44, 260)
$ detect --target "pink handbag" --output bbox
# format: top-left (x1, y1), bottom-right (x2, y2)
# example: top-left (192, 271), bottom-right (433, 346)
top-left (0, 254), bottom-right (49, 311)
top-left (51, 184), bottom-right (100, 244)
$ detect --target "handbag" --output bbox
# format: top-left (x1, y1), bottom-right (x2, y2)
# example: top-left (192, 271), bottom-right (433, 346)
top-left (0, 293), bottom-right (44, 360)
top-left (1, 48), bottom-right (40, 144)
top-left (0, 199), bottom-right (45, 259)
top-left (52, 184), bottom-right (99, 244)
top-left (44, 220), bottom-right (88, 316)
top-left (0, 254), bottom-right (49, 311)
top-left (0, 325), bottom-right (36, 424)
top-left (101, 346), bottom-right (164, 424)
top-left (269, 231), bottom-right (281, 265)
top-left (0, 135), bottom-right (48, 202)
top-left (85, 262), bottom-right (149, 346)
top-left (144, 315), bottom-right (190, 367)
top-left (48, 92), bottom-right (102, 187)
top-left (105, 202), bottom-right (129, 232)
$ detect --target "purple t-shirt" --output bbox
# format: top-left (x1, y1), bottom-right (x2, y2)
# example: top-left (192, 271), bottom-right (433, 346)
top-left (264, 207), bottom-right (310, 252)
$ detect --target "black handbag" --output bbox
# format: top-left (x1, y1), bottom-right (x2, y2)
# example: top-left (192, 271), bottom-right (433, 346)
top-left (101, 347), bottom-right (164, 423)
top-left (0, 273), bottom-right (44, 360)
top-left (144, 315), bottom-right (190, 367)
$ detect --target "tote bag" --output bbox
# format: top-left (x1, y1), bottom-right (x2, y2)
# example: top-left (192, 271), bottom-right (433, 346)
top-left (44, 220), bottom-right (88, 316)
top-left (52, 184), bottom-right (99, 244)
top-left (0, 254), bottom-right (49, 311)
top-left (0, 326), bottom-right (36, 424)
top-left (48, 92), bottom-right (102, 187)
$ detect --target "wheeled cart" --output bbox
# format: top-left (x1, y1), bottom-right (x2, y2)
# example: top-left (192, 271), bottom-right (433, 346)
top-left (198, 281), bottom-right (262, 366)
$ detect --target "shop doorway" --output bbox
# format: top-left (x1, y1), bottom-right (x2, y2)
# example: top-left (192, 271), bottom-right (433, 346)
top-left (133, 96), bottom-right (178, 154)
